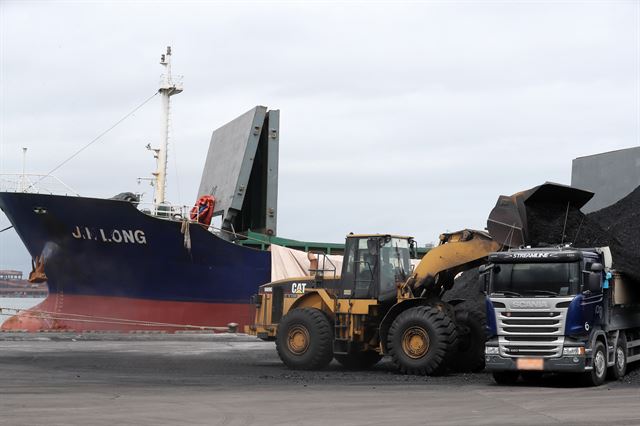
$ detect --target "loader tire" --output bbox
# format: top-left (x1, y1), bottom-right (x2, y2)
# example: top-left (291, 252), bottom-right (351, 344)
top-left (275, 308), bottom-right (333, 370)
top-left (450, 302), bottom-right (487, 373)
top-left (335, 351), bottom-right (382, 370)
top-left (387, 306), bottom-right (458, 375)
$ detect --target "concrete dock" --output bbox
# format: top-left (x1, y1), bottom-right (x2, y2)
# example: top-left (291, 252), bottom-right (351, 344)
top-left (1, 333), bottom-right (640, 425)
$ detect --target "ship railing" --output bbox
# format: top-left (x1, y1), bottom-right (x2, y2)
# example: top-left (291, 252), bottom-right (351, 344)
top-left (137, 202), bottom-right (213, 225)
top-left (137, 202), bottom-right (227, 238)
top-left (0, 174), bottom-right (80, 196)
top-left (137, 202), bottom-right (193, 222)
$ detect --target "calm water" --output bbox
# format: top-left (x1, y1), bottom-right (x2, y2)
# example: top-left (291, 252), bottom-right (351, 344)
top-left (0, 297), bottom-right (45, 326)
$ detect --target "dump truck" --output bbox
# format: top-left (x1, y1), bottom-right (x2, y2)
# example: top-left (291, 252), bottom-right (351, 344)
top-left (246, 229), bottom-right (500, 374)
top-left (483, 246), bottom-right (640, 386)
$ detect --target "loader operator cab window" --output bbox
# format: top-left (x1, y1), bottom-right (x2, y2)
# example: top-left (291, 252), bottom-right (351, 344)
top-left (341, 236), bottom-right (411, 300)
top-left (340, 237), bottom-right (377, 299)
top-left (379, 238), bottom-right (411, 302)
top-left (354, 239), bottom-right (376, 298)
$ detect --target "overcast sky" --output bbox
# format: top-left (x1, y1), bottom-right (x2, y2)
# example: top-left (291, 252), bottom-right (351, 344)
top-left (1, 0), bottom-right (639, 274)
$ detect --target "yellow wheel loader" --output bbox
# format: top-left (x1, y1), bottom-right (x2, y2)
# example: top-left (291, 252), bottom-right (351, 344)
top-left (247, 230), bottom-right (500, 374)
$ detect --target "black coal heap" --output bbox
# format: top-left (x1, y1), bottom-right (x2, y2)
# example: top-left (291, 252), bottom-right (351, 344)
top-left (524, 185), bottom-right (640, 281)
top-left (588, 185), bottom-right (640, 232)
top-left (443, 268), bottom-right (483, 304)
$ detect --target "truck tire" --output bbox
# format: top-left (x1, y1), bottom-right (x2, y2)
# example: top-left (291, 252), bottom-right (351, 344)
top-left (275, 308), bottom-right (333, 370)
top-left (334, 351), bottom-right (383, 370)
top-left (387, 306), bottom-right (458, 375)
top-left (450, 302), bottom-right (487, 373)
top-left (582, 341), bottom-right (607, 387)
top-left (492, 371), bottom-right (519, 385)
top-left (607, 333), bottom-right (627, 380)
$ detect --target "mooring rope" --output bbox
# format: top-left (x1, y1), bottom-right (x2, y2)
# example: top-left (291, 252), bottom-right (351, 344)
top-left (0, 306), bottom-right (234, 332)
top-left (0, 225), bottom-right (14, 233)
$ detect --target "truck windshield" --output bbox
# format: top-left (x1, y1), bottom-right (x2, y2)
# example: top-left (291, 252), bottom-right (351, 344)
top-left (491, 262), bottom-right (580, 297)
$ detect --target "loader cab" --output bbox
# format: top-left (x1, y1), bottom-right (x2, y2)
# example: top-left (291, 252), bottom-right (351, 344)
top-left (340, 234), bottom-right (413, 303)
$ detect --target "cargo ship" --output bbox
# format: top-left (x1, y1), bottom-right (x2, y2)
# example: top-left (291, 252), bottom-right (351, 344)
top-left (0, 47), bottom-right (322, 332)
top-left (0, 191), bottom-right (273, 331)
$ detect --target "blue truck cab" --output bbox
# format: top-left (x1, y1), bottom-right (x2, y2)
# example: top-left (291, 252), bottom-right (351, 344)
top-left (484, 246), bottom-right (640, 386)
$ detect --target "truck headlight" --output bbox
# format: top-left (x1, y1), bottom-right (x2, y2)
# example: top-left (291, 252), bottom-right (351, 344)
top-left (485, 346), bottom-right (499, 355)
top-left (562, 347), bottom-right (585, 356)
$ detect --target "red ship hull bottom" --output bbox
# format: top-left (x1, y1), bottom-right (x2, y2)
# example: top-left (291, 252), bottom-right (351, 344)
top-left (1, 294), bottom-right (252, 333)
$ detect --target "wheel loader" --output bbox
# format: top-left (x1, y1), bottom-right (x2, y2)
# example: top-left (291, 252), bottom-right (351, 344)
top-left (245, 182), bottom-right (594, 375)
top-left (246, 229), bottom-right (499, 374)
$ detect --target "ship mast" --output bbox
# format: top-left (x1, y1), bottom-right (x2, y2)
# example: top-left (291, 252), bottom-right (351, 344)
top-left (154, 46), bottom-right (182, 205)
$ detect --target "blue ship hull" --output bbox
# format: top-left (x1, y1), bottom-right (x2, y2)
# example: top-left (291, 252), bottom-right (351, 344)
top-left (0, 192), bottom-right (271, 331)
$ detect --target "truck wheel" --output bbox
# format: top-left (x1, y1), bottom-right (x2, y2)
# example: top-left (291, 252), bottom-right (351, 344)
top-left (492, 371), bottom-right (519, 385)
top-left (582, 341), bottom-right (607, 387)
top-left (607, 334), bottom-right (627, 380)
top-left (387, 306), bottom-right (458, 375)
top-left (334, 351), bottom-right (383, 370)
top-left (450, 303), bottom-right (486, 373)
top-left (275, 308), bottom-right (333, 370)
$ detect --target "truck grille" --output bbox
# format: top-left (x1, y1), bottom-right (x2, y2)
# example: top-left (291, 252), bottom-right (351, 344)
top-left (494, 298), bottom-right (570, 359)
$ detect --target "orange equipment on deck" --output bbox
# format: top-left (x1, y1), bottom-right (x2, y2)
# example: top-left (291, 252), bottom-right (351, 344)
top-left (190, 195), bottom-right (216, 226)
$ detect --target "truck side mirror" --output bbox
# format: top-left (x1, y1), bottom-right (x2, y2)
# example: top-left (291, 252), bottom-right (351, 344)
top-left (479, 264), bottom-right (493, 294)
top-left (584, 272), bottom-right (602, 294)
top-left (590, 263), bottom-right (604, 272)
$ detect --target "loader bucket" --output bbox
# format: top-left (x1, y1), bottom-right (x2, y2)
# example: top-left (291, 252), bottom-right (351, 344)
top-left (486, 182), bottom-right (594, 247)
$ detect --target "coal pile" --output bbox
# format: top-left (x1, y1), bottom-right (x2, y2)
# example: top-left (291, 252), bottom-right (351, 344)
top-left (525, 185), bottom-right (640, 281)
top-left (608, 213), bottom-right (640, 248)
top-left (443, 268), bottom-right (485, 311)
top-left (587, 185), bottom-right (640, 232)
top-left (587, 187), bottom-right (640, 254)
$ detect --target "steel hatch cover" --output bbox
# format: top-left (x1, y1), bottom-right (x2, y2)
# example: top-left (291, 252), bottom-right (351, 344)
top-left (197, 106), bottom-right (268, 223)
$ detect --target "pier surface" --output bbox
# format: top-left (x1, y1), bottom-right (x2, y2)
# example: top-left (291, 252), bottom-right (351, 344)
top-left (1, 333), bottom-right (639, 425)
